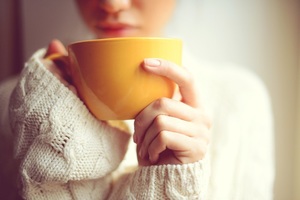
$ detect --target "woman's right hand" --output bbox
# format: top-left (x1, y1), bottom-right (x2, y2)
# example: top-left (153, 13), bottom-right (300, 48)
top-left (43, 39), bottom-right (77, 95)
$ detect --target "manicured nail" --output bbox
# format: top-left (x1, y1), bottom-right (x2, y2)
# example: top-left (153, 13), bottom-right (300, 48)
top-left (144, 58), bottom-right (161, 67)
top-left (133, 133), bottom-right (137, 143)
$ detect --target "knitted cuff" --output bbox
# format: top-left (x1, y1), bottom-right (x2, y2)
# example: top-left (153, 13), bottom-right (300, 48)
top-left (110, 157), bottom-right (210, 200)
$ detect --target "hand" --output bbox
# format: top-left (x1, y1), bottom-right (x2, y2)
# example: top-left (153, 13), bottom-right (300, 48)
top-left (43, 39), bottom-right (77, 94)
top-left (134, 58), bottom-right (211, 166)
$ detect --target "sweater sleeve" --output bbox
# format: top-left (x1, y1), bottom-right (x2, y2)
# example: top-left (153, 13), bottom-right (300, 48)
top-left (237, 73), bottom-right (275, 199)
top-left (204, 66), bottom-right (275, 200)
top-left (9, 49), bottom-right (131, 199)
top-left (108, 156), bottom-right (210, 200)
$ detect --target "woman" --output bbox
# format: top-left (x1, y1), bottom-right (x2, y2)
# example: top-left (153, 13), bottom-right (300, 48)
top-left (0, 0), bottom-right (275, 199)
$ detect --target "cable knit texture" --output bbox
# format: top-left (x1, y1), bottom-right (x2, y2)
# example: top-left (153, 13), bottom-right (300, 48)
top-left (0, 48), bottom-right (275, 200)
top-left (5, 49), bottom-right (210, 199)
top-left (109, 160), bottom-right (209, 200)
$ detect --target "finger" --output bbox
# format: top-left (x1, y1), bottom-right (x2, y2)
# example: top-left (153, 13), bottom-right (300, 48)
top-left (136, 144), bottom-right (152, 166)
top-left (139, 114), bottom-right (211, 159)
top-left (139, 115), bottom-right (198, 157)
top-left (44, 39), bottom-right (67, 58)
top-left (147, 131), bottom-right (207, 164)
top-left (143, 58), bottom-right (198, 107)
top-left (134, 98), bottom-right (197, 144)
top-left (43, 40), bottom-right (74, 84)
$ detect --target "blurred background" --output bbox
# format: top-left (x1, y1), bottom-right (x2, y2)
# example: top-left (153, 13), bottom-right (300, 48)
top-left (0, 0), bottom-right (299, 199)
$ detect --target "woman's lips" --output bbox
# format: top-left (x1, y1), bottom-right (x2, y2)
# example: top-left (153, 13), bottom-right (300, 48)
top-left (96, 23), bottom-right (139, 37)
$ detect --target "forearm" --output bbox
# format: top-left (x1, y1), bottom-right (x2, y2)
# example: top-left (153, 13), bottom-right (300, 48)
top-left (9, 49), bottom-right (130, 198)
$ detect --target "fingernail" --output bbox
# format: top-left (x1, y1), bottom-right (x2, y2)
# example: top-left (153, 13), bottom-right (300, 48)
top-left (144, 59), bottom-right (161, 67)
top-left (133, 133), bottom-right (137, 143)
top-left (133, 132), bottom-right (140, 144)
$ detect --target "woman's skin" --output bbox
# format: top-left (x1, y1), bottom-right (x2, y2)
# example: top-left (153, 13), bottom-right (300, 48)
top-left (44, 0), bottom-right (211, 166)
top-left (75, 0), bottom-right (176, 38)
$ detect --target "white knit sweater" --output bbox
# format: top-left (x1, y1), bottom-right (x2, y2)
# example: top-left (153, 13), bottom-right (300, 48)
top-left (0, 49), bottom-right (275, 200)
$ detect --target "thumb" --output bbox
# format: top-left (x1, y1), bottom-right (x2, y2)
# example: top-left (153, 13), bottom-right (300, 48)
top-left (44, 39), bottom-right (67, 58)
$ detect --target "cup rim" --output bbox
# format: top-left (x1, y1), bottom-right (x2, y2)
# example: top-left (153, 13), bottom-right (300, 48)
top-left (69, 37), bottom-right (182, 46)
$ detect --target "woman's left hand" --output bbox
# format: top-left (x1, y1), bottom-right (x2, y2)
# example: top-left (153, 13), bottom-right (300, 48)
top-left (134, 58), bottom-right (212, 166)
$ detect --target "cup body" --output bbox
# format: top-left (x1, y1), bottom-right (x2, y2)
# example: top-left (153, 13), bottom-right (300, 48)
top-left (68, 37), bottom-right (182, 120)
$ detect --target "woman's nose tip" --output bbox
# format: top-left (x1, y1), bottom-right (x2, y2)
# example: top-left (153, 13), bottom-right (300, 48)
top-left (98, 0), bottom-right (131, 13)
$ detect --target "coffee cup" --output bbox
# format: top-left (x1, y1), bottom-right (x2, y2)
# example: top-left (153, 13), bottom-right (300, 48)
top-left (47, 37), bottom-right (182, 120)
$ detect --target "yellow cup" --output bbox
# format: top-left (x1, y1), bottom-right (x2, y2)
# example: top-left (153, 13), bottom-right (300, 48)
top-left (49, 37), bottom-right (182, 120)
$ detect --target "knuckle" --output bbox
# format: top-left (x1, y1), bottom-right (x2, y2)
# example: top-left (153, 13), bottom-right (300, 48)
top-left (185, 71), bottom-right (194, 84)
top-left (153, 115), bottom-right (166, 129)
top-left (198, 128), bottom-right (211, 145)
top-left (194, 144), bottom-right (207, 160)
top-left (189, 139), bottom-right (209, 160)
top-left (152, 98), bottom-right (169, 111)
top-left (157, 130), bottom-right (169, 144)
top-left (134, 115), bottom-right (143, 130)
top-left (197, 110), bottom-right (213, 129)
top-left (181, 69), bottom-right (194, 86)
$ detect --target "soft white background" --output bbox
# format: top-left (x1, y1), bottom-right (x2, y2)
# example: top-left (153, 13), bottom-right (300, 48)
top-left (1, 1), bottom-right (299, 199)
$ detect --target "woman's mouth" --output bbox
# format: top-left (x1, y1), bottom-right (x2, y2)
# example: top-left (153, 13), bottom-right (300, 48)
top-left (96, 23), bottom-right (139, 38)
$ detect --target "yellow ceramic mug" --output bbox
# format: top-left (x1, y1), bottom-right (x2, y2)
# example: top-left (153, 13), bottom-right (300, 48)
top-left (48, 37), bottom-right (182, 120)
